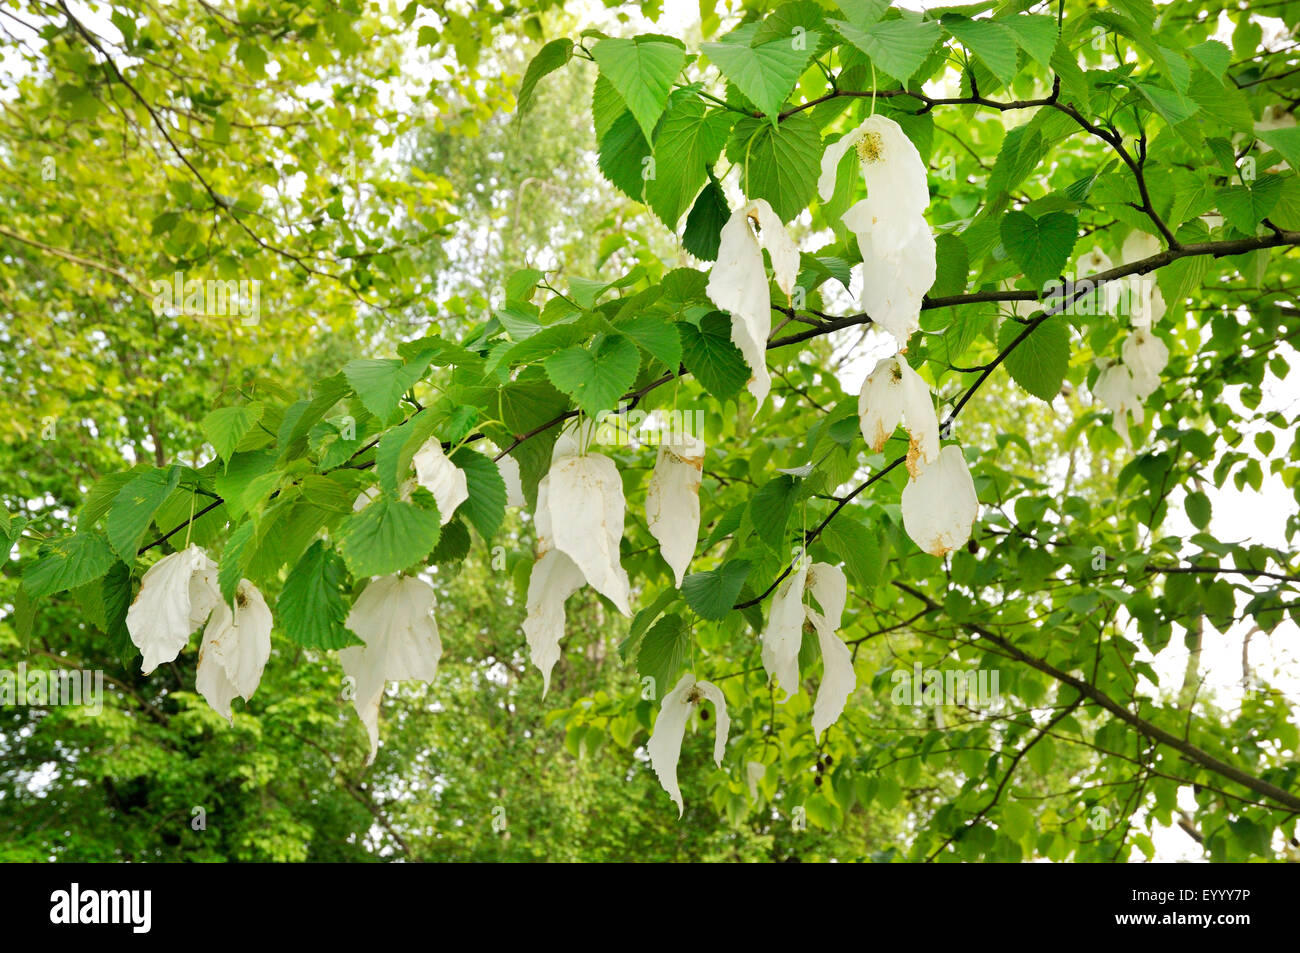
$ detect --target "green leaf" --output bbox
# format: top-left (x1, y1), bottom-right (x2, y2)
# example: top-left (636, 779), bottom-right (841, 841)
top-left (1000, 210), bottom-right (1078, 286)
top-left (544, 334), bottom-right (641, 418)
top-left (726, 113), bottom-right (822, 222)
top-left (1026, 735), bottom-right (1055, 775)
top-left (621, 588), bottom-right (683, 660)
top-left (1002, 14), bottom-right (1058, 69)
top-left (214, 450), bottom-right (279, 520)
top-left (931, 233), bottom-right (969, 297)
top-left (1258, 127), bottom-right (1300, 169)
top-left (375, 410), bottom-right (441, 498)
top-left (997, 316), bottom-right (1070, 403)
top-left (1185, 490), bottom-right (1212, 530)
top-left (1135, 83), bottom-right (1198, 126)
top-left (597, 110), bottom-right (650, 201)
top-left (645, 94), bottom-right (733, 227)
top-left (830, 15), bottom-right (941, 84)
top-left (819, 517), bottom-right (880, 589)
top-left (202, 403), bottom-right (266, 463)
top-left (1187, 40), bottom-right (1231, 78)
top-left (944, 16), bottom-right (1018, 89)
top-left (336, 497), bottom-right (442, 578)
top-left (703, 22), bottom-right (815, 119)
top-left (614, 315), bottom-right (682, 370)
top-left (592, 73), bottom-right (626, 142)
top-left (1188, 70), bottom-right (1254, 133)
top-left (24, 532), bottom-right (116, 598)
top-left (277, 541), bottom-right (362, 649)
top-left (1216, 177), bottom-right (1283, 234)
top-left (430, 516), bottom-right (472, 563)
top-left (635, 613), bottom-right (691, 699)
top-left (106, 467), bottom-right (181, 563)
top-left (681, 559), bottom-right (752, 620)
top-left (682, 178), bottom-right (729, 260)
top-left (342, 357), bottom-right (429, 423)
top-left (750, 474), bottom-right (800, 549)
top-left (451, 448), bottom-right (507, 541)
top-left (679, 312), bottom-right (750, 400)
top-left (218, 519), bottom-right (257, 605)
top-left (517, 38), bottom-right (573, 117)
top-left (590, 35), bottom-right (686, 143)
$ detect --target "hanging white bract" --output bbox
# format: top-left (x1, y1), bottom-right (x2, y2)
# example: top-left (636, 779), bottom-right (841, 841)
top-left (901, 445), bottom-right (979, 557)
top-left (522, 421), bottom-right (631, 693)
top-left (761, 559), bottom-right (809, 698)
top-left (820, 114), bottom-right (935, 346)
top-left (546, 449), bottom-right (631, 615)
top-left (1093, 360), bottom-right (1145, 450)
top-left (1121, 327), bottom-right (1169, 399)
top-left (818, 114), bottom-right (929, 244)
top-left (759, 560), bottom-right (857, 738)
top-left (705, 198), bottom-right (799, 411)
top-left (497, 452), bottom-right (527, 508)
top-left (412, 438), bottom-right (469, 525)
top-left (126, 544), bottom-right (220, 674)
top-left (196, 579), bottom-right (272, 722)
top-left (648, 672), bottom-right (730, 816)
top-left (851, 221), bottom-right (937, 344)
top-left (644, 430), bottom-right (705, 588)
top-left (1120, 231), bottom-right (1166, 327)
top-left (858, 354), bottom-right (940, 476)
top-left (804, 563), bottom-right (854, 741)
top-left (339, 573), bottom-right (442, 765)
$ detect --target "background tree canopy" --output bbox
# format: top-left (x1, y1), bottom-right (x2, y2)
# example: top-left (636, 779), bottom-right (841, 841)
top-left (2, 0), bottom-right (1300, 863)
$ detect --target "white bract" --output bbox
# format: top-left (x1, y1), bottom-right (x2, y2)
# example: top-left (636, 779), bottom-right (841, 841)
top-left (196, 579), bottom-right (272, 722)
top-left (340, 573), bottom-right (442, 765)
top-left (1093, 361), bottom-right (1145, 450)
top-left (821, 115), bottom-right (935, 346)
top-left (706, 198), bottom-right (798, 411)
top-left (648, 672), bottom-right (730, 816)
top-left (1078, 245), bottom-right (1113, 275)
top-left (1077, 244), bottom-right (1122, 315)
top-left (522, 423), bottom-right (631, 693)
top-left (644, 431), bottom-right (705, 588)
top-left (901, 445), bottom-right (979, 557)
top-left (547, 452), bottom-right (631, 614)
top-left (497, 453), bottom-right (526, 508)
top-left (858, 355), bottom-right (940, 476)
top-left (804, 563), bottom-right (855, 741)
top-left (759, 560), bottom-right (857, 738)
top-left (126, 544), bottom-right (220, 674)
top-left (412, 438), bottom-right (469, 525)
top-left (818, 114), bottom-right (929, 247)
top-left (1120, 231), bottom-right (1167, 327)
top-left (1122, 327), bottom-right (1169, 399)
top-left (522, 547), bottom-right (586, 697)
top-left (761, 559), bottom-right (809, 698)
top-left (851, 221), bottom-right (937, 345)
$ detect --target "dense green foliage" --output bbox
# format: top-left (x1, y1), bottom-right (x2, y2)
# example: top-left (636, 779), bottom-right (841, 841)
top-left (3, 0), bottom-right (1300, 862)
